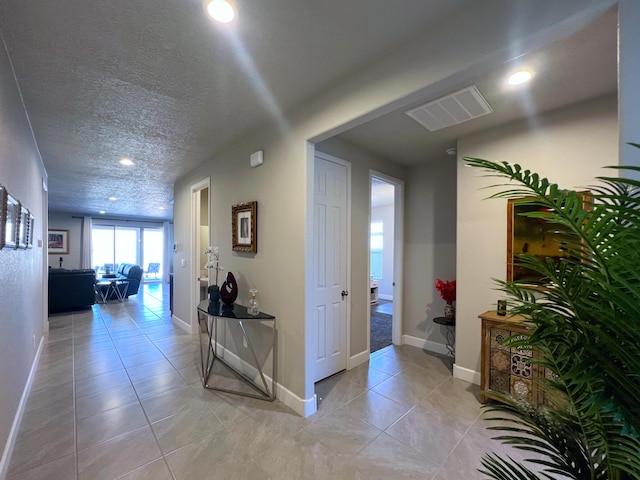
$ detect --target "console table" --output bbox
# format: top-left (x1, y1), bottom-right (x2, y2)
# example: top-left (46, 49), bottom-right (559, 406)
top-left (197, 300), bottom-right (276, 401)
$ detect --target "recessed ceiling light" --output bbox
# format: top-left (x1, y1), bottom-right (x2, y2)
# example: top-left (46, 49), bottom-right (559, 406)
top-left (206, 0), bottom-right (235, 23)
top-left (119, 157), bottom-right (134, 166)
top-left (108, 196), bottom-right (117, 201)
top-left (508, 70), bottom-right (533, 86)
top-left (99, 210), bottom-right (106, 215)
top-left (158, 206), bottom-right (165, 210)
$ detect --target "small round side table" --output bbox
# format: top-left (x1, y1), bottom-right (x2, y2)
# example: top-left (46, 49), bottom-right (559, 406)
top-left (433, 316), bottom-right (455, 358)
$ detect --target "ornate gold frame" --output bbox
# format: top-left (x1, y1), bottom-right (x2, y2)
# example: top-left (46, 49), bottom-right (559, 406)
top-left (232, 201), bottom-right (257, 253)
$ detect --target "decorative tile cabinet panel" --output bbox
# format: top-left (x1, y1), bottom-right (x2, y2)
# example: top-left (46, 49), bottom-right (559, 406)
top-left (479, 310), bottom-right (543, 404)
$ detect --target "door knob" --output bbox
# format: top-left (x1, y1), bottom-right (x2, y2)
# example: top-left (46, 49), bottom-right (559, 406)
top-left (341, 290), bottom-right (349, 298)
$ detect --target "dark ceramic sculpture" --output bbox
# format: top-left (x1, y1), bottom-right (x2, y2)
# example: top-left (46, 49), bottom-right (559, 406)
top-left (220, 272), bottom-right (238, 305)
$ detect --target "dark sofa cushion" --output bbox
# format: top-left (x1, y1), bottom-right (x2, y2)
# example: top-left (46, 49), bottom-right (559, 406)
top-left (116, 263), bottom-right (143, 297)
top-left (48, 269), bottom-right (96, 313)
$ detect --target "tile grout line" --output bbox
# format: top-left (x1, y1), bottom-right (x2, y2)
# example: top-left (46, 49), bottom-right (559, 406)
top-left (100, 295), bottom-right (178, 480)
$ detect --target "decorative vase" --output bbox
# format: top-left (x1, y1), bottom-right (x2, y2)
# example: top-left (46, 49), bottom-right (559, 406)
top-left (247, 288), bottom-right (259, 315)
top-left (207, 299), bottom-right (220, 316)
top-left (220, 272), bottom-right (238, 305)
top-left (444, 302), bottom-right (455, 320)
top-left (208, 285), bottom-right (220, 303)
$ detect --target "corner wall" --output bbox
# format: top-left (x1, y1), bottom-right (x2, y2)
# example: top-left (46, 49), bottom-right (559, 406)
top-left (455, 94), bottom-right (618, 381)
top-left (403, 159), bottom-right (457, 347)
top-left (0, 32), bottom-right (47, 475)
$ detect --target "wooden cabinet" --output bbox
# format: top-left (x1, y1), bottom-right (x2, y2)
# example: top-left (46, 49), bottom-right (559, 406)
top-left (479, 310), bottom-right (544, 404)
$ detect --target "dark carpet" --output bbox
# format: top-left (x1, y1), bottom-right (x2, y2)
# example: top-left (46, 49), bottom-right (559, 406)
top-left (370, 311), bottom-right (392, 353)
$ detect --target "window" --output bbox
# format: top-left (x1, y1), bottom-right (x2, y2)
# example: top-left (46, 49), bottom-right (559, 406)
top-left (92, 226), bottom-right (139, 273)
top-left (91, 224), bottom-right (164, 280)
top-left (370, 221), bottom-right (383, 280)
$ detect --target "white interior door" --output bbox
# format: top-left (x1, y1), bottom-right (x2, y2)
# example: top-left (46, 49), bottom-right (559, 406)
top-left (313, 153), bottom-right (350, 382)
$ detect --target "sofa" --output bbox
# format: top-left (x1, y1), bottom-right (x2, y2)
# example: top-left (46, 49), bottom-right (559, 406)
top-left (97, 263), bottom-right (143, 300)
top-left (48, 268), bottom-right (96, 313)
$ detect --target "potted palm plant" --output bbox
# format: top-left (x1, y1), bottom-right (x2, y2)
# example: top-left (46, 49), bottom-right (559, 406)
top-left (464, 148), bottom-right (640, 480)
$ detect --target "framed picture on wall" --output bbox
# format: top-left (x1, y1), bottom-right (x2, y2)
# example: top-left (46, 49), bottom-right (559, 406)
top-left (48, 229), bottom-right (69, 254)
top-left (507, 192), bottom-right (590, 283)
top-left (16, 204), bottom-right (28, 249)
top-left (232, 201), bottom-right (257, 253)
top-left (0, 184), bottom-right (6, 249)
top-left (4, 191), bottom-right (19, 249)
top-left (27, 213), bottom-right (35, 249)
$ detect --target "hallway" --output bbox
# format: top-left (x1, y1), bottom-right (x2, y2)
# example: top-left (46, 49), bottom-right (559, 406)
top-left (8, 284), bottom-right (533, 479)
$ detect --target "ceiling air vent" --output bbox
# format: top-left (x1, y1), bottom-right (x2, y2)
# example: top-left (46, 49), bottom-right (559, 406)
top-left (405, 85), bottom-right (493, 132)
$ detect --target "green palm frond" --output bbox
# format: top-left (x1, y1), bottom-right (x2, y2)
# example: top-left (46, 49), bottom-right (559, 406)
top-left (465, 151), bottom-right (640, 480)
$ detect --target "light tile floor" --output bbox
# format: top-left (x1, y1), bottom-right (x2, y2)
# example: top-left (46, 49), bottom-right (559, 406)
top-left (7, 284), bottom-right (531, 479)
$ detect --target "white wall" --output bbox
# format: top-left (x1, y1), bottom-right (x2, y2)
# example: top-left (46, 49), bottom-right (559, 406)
top-left (371, 205), bottom-right (394, 299)
top-left (456, 94), bottom-right (618, 381)
top-left (0, 32), bottom-right (47, 475)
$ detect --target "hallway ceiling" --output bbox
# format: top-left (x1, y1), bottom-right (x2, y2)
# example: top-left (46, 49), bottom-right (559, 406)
top-left (0, 1), bottom-right (617, 220)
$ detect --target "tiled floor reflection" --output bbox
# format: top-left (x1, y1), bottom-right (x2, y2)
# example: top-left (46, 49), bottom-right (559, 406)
top-left (7, 284), bottom-right (529, 479)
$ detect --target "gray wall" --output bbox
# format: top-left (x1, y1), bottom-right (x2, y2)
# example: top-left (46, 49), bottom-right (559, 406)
top-left (456, 94), bottom-right (618, 380)
top-left (47, 212), bottom-right (82, 269)
top-left (0, 33), bottom-right (47, 471)
top-left (316, 137), bottom-right (406, 356)
top-left (403, 160), bottom-right (457, 346)
top-left (172, 0), bottom-right (617, 408)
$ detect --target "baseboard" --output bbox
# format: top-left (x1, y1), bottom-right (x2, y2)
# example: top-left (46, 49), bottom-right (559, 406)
top-left (378, 294), bottom-right (393, 301)
top-left (348, 349), bottom-right (370, 369)
top-left (172, 314), bottom-right (191, 334)
top-left (453, 364), bottom-right (481, 385)
top-left (209, 340), bottom-right (314, 417)
top-left (402, 334), bottom-right (448, 356)
top-left (0, 336), bottom-right (44, 480)
top-left (277, 384), bottom-right (317, 417)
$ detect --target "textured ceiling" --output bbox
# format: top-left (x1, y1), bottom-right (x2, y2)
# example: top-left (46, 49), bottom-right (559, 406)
top-left (0, 0), bottom-right (471, 220)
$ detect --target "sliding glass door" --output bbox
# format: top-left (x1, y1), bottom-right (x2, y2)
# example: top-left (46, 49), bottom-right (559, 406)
top-left (92, 225), bottom-right (164, 281)
top-left (92, 226), bottom-right (140, 274)
top-left (142, 228), bottom-right (163, 280)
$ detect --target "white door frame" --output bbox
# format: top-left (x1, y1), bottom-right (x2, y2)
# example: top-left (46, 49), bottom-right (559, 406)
top-left (369, 170), bottom-right (404, 347)
top-left (304, 143), bottom-right (352, 403)
top-left (190, 178), bottom-right (210, 335)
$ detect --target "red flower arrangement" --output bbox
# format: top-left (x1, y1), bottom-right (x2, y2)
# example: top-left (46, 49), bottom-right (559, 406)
top-left (434, 279), bottom-right (456, 303)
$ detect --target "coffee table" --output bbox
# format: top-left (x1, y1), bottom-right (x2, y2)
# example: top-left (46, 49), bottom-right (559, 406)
top-left (96, 279), bottom-right (129, 303)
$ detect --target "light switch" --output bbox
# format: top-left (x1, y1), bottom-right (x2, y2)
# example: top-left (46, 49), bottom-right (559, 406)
top-left (181, 259), bottom-right (186, 267)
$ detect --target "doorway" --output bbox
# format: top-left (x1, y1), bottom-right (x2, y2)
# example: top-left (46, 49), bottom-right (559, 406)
top-left (369, 172), bottom-right (403, 352)
top-left (190, 178), bottom-right (210, 334)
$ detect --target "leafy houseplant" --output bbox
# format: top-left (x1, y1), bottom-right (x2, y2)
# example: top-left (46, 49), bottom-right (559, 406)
top-left (465, 152), bottom-right (640, 480)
